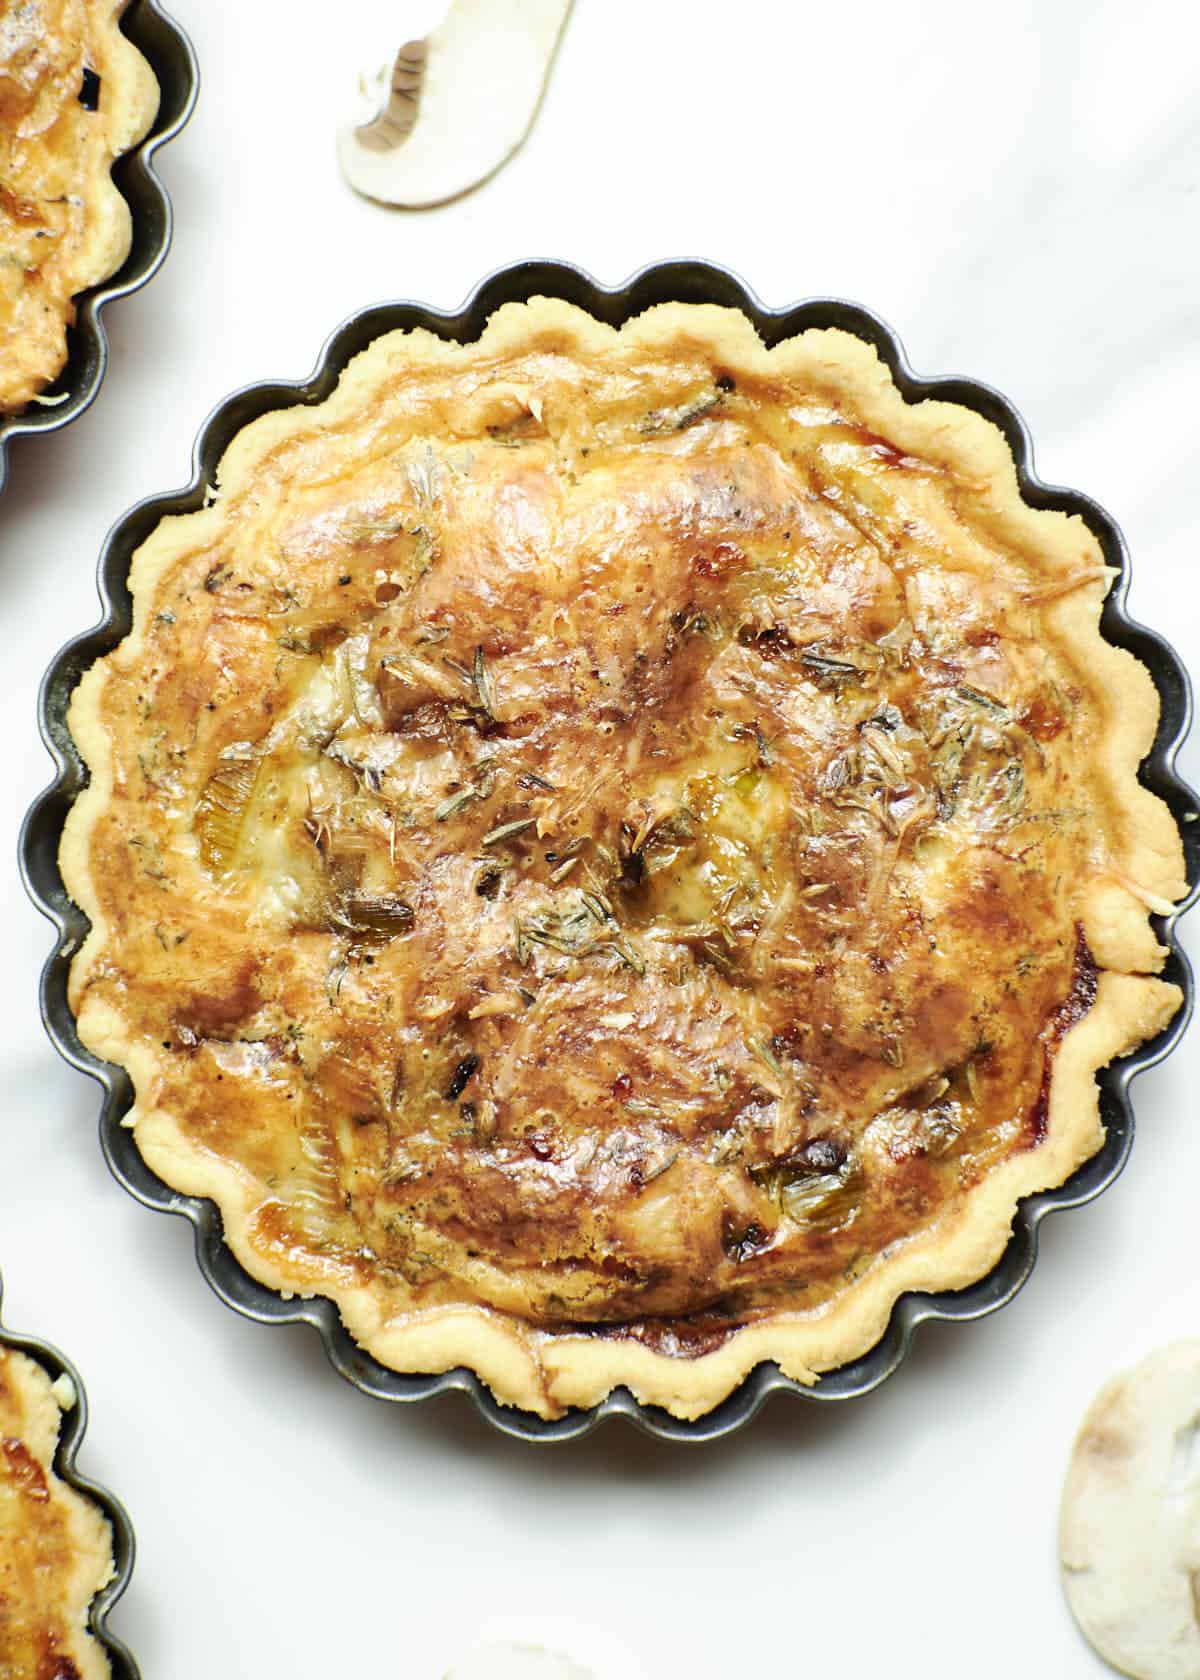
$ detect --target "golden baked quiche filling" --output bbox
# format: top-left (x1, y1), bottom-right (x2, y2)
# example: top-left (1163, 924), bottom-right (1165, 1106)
top-left (62, 301), bottom-right (1187, 1418)
top-left (0, 1344), bottom-right (114, 1679)
top-left (0, 0), bottom-right (158, 413)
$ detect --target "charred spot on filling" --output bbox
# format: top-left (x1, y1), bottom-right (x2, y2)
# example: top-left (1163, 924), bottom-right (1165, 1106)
top-left (722, 1212), bottom-right (771, 1263)
top-left (444, 1053), bottom-right (481, 1102)
top-left (581, 1311), bottom-right (740, 1359)
top-left (793, 1137), bottom-right (846, 1173)
top-left (738, 623), bottom-right (793, 660)
top-left (2, 1437), bottom-right (49, 1501)
top-left (618, 845), bottom-right (646, 887)
top-left (1019, 693), bottom-right (1067, 742)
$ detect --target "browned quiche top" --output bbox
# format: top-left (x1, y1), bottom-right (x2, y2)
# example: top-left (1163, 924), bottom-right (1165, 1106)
top-left (0, 1344), bottom-right (113, 1679)
top-left (62, 301), bottom-right (1186, 1417)
top-left (0, 0), bottom-right (157, 413)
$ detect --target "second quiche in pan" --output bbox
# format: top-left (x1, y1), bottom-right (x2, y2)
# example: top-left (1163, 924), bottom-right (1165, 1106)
top-left (0, 1340), bottom-right (118, 1678)
top-left (0, 0), bottom-right (159, 415)
top-left (59, 297), bottom-right (1187, 1420)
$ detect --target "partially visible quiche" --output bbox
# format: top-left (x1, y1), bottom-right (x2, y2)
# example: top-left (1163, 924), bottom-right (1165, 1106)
top-left (0, 1343), bottom-right (114, 1679)
top-left (61, 298), bottom-right (1188, 1419)
top-left (0, 0), bottom-right (158, 414)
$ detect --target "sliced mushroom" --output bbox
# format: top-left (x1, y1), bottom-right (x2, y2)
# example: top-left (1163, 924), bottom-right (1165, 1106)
top-left (1060, 1340), bottom-right (1200, 1679)
top-left (444, 1645), bottom-right (594, 1680)
top-left (338, 0), bottom-right (572, 208)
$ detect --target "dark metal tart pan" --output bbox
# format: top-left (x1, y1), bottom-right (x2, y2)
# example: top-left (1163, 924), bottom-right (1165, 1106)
top-left (0, 1278), bottom-right (139, 1676)
top-left (0, 0), bottom-right (198, 496)
top-left (20, 259), bottom-right (1200, 1442)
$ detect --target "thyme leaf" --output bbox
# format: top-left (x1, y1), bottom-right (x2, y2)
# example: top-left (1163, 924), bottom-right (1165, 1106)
top-left (483, 817), bottom-right (536, 847)
top-left (435, 787), bottom-right (478, 822)
top-left (473, 645), bottom-right (495, 719)
top-left (800, 650), bottom-right (864, 689)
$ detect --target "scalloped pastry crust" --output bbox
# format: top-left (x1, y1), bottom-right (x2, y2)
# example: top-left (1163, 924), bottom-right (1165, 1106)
top-left (60, 299), bottom-right (1187, 1419)
top-left (0, 1344), bottom-right (114, 1679)
top-left (0, 0), bottom-right (159, 413)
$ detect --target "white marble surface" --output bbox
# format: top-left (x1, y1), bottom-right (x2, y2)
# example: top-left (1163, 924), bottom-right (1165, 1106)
top-left (2, 1), bottom-right (1199, 1673)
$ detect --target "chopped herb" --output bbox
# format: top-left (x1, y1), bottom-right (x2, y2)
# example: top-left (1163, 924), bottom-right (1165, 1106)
top-left (640, 390), bottom-right (722, 434)
top-left (483, 817), bottom-right (535, 847)
top-left (603, 939), bottom-right (647, 976)
top-left (435, 787), bottom-right (478, 822)
top-left (752, 1038), bottom-right (786, 1080)
top-left (861, 704), bottom-right (902, 733)
top-left (330, 894), bottom-right (415, 940)
top-left (523, 924), bottom-right (578, 955)
top-left (957, 683), bottom-right (1007, 714)
top-left (407, 445), bottom-right (440, 507)
top-left (473, 1100), bottom-right (498, 1144)
top-left (580, 889), bottom-right (609, 924)
top-left (642, 1150), bottom-right (679, 1184)
top-left (1000, 760), bottom-right (1025, 817)
top-left (473, 645), bottom-right (495, 718)
top-left (800, 650), bottom-right (863, 688)
top-left (561, 836), bottom-right (588, 857)
top-left (345, 513), bottom-right (407, 544)
top-left (518, 769), bottom-right (557, 792)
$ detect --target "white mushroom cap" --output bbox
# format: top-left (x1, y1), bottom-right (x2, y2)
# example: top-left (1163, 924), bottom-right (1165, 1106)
top-left (1060, 1340), bottom-right (1200, 1679)
top-left (444, 1642), bottom-right (594, 1680)
top-left (338, 0), bottom-right (572, 208)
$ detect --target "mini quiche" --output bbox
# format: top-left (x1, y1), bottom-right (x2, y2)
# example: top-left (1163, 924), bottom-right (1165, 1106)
top-left (0, 0), bottom-right (158, 414)
top-left (0, 1344), bottom-right (114, 1679)
top-left (61, 299), bottom-right (1187, 1420)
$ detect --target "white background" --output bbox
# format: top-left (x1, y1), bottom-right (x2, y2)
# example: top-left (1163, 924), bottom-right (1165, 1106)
top-left (3, 1), bottom-right (1199, 1674)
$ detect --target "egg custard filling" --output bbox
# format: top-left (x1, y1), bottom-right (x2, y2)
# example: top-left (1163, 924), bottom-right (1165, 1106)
top-left (0, 0), bottom-right (158, 413)
top-left (62, 300), bottom-right (1186, 1418)
top-left (0, 1343), bottom-right (114, 1679)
